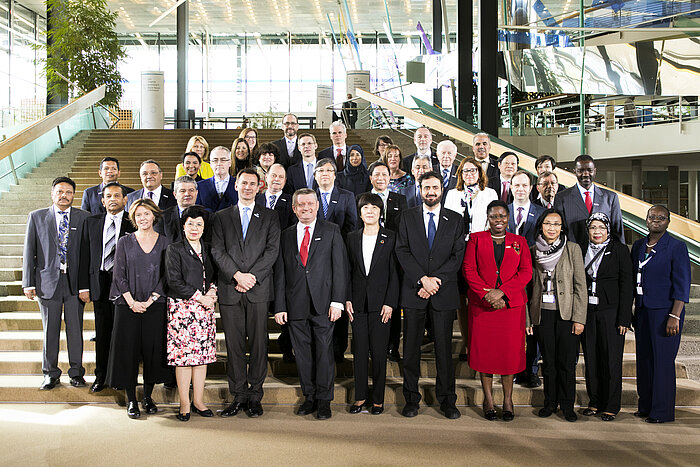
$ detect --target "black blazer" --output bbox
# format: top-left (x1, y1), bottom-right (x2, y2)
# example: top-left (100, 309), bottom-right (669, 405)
top-left (81, 183), bottom-right (134, 215)
top-left (337, 167), bottom-right (371, 198)
top-left (356, 191), bottom-right (407, 232)
top-left (272, 137), bottom-right (302, 168)
top-left (155, 206), bottom-right (183, 244)
top-left (346, 228), bottom-right (399, 313)
top-left (316, 186), bottom-right (357, 239)
top-left (196, 177), bottom-right (239, 213)
top-left (287, 161), bottom-right (318, 193)
top-left (274, 220), bottom-right (349, 320)
top-left (582, 240), bottom-right (633, 327)
top-left (487, 176), bottom-right (514, 204)
top-left (395, 206), bottom-right (466, 310)
top-left (81, 211), bottom-right (136, 300)
top-left (402, 150), bottom-right (439, 173)
top-left (255, 192), bottom-right (296, 231)
top-left (481, 155), bottom-right (500, 184)
top-left (211, 203), bottom-right (281, 305)
top-left (439, 164), bottom-right (459, 204)
top-left (554, 184), bottom-right (624, 246)
top-left (126, 186), bottom-right (177, 211)
top-left (165, 241), bottom-right (217, 300)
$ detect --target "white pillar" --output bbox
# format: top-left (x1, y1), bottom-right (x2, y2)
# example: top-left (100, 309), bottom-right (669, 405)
top-left (689, 170), bottom-right (698, 221)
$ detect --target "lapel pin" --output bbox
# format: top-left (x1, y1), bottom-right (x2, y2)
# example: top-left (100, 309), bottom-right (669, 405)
top-left (254, 213), bottom-right (260, 217)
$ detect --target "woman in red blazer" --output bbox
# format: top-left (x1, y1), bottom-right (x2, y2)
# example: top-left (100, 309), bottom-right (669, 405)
top-left (463, 200), bottom-right (533, 421)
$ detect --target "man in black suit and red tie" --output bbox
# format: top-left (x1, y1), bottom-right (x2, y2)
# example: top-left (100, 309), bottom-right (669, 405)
top-left (395, 171), bottom-right (465, 420)
top-left (272, 113), bottom-right (302, 169)
top-left (274, 188), bottom-right (349, 420)
top-left (487, 152), bottom-right (518, 204)
top-left (318, 121), bottom-right (366, 170)
top-left (81, 182), bottom-right (136, 392)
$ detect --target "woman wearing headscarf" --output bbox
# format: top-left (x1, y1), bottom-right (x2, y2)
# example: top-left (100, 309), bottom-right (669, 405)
top-left (580, 212), bottom-right (633, 421)
top-left (337, 144), bottom-right (370, 197)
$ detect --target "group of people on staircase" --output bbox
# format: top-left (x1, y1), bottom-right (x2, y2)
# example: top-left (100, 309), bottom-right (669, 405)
top-left (21, 123), bottom-right (691, 424)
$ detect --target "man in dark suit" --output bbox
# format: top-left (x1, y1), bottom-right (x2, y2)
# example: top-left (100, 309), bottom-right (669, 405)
top-left (436, 140), bottom-right (459, 196)
top-left (403, 155), bottom-right (433, 209)
top-left (402, 127), bottom-right (439, 173)
top-left (506, 171), bottom-right (545, 389)
top-left (156, 175), bottom-right (200, 243)
top-left (196, 146), bottom-right (238, 212)
top-left (211, 168), bottom-right (281, 418)
top-left (81, 157), bottom-right (134, 214)
top-left (472, 132), bottom-right (499, 183)
top-left (287, 133), bottom-right (319, 193)
top-left (533, 171), bottom-right (559, 209)
top-left (274, 188), bottom-right (348, 420)
top-left (395, 171), bottom-right (465, 419)
top-left (555, 154), bottom-right (624, 246)
top-left (318, 121), bottom-right (366, 171)
top-left (342, 93), bottom-right (358, 129)
top-left (272, 113), bottom-right (302, 168)
top-left (531, 155), bottom-right (565, 203)
top-left (487, 151), bottom-right (518, 204)
top-left (125, 159), bottom-right (177, 211)
top-left (81, 182), bottom-right (135, 392)
top-left (23, 177), bottom-right (90, 390)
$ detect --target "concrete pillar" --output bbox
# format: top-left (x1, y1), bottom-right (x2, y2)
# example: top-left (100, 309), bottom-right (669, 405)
top-left (176, 0), bottom-right (189, 129)
top-left (631, 159), bottom-right (642, 199)
top-left (478, 0), bottom-right (498, 134)
top-left (668, 166), bottom-right (680, 214)
top-left (606, 171), bottom-right (616, 191)
top-left (457, 0), bottom-right (473, 123)
top-left (689, 170), bottom-right (698, 221)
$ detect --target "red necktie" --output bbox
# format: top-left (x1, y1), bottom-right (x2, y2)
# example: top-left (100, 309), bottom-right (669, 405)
top-left (584, 191), bottom-right (592, 214)
top-left (501, 181), bottom-right (509, 202)
top-left (336, 148), bottom-right (344, 171)
top-left (300, 226), bottom-right (310, 266)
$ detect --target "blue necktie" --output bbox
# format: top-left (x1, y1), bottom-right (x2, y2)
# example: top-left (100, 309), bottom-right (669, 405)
top-left (442, 168), bottom-right (449, 188)
top-left (268, 194), bottom-right (277, 209)
top-left (306, 163), bottom-right (314, 189)
top-left (427, 212), bottom-right (436, 249)
top-left (58, 211), bottom-right (69, 263)
top-left (321, 192), bottom-right (329, 219)
top-left (241, 207), bottom-right (250, 240)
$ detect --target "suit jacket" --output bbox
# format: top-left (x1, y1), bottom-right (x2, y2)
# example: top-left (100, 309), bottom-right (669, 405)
top-left (356, 191), bottom-right (407, 232)
top-left (81, 183), bottom-right (134, 215)
top-left (401, 181), bottom-right (422, 209)
top-left (582, 240), bottom-right (633, 327)
top-left (488, 176), bottom-right (514, 204)
top-left (481, 155), bottom-right (500, 184)
top-left (318, 146), bottom-right (367, 169)
top-left (155, 206), bottom-right (212, 244)
top-left (211, 203), bottom-right (280, 305)
top-left (631, 232), bottom-right (691, 310)
top-left (126, 186), bottom-right (177, 211)
top-left (346, 227), bottom-right (399, 313)
top-left (528, 241), bottom-right (587, 326)
top-left (402, 150), bottom-right (439, 173)
top-left (255, 192), bottom-right (296, 231)
top-left (272, 137), bottom-right (302, 169)
top-left (165, 240), bottom-right (217, 300)
top-left (196, 177), bottom-right (239, 213)
top-left (316, 186), bottom-right (357, 239)
top-left (22, 206), bottom-right (90, 299)
top-left (81, 211), bottom-right (136, 301)
top-left (287, 161), bottom-right (318, 193)
top-left (274, 220), bottom-right (349, 320)
top-left (507, 202), bottom-right (545, 247)
top-left (554, 184), bottom-right (624, 245)
top-left (342, 100), bottom-right (358, 125)
top-left (532, 195), bottom-right (555, 209)
top-left (395, 206), bottom-right (466, 311)
top-left (462, 231), bottom-right (532, 310)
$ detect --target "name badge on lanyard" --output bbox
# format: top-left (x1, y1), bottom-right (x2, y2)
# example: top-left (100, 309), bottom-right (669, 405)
top-left (542, 270), bottom-right (555, 303)
top-left (636, 251), bottom-right (655, 296)
top-left (588, 280), bottom-right (599, 305)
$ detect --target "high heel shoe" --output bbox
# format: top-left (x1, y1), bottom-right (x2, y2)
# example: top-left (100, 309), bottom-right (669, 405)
top-left (348, 402), bottom-right (364, 414)
top-left (370, 405), bottom-right (384, 415)
top-left (176, 411), bottom-right (190, 422)
top-left (191, 403), bottom-right (214, 417)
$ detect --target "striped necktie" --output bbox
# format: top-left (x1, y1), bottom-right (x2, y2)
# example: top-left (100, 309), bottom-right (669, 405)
top-left (103, 217), bottom-right (116, 271)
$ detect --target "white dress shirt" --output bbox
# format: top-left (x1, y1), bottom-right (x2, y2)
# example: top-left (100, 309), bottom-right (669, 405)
top-left (422, 205), bottom-right (441, 237)
top-left (303, 160), bottom-right (316, 185)
top-left (362, 233), bottom-right (377, 276)
top-left (143, 185), bottom-right (163, 206)
top-left (513, 200), bottom-right (531, 233)
top-left (237, 200), bottom-right (255, 223)
top-left (215, 175), bottom-right (231, 195)
top-left (101, 210), bottom-right (124, 270)
top-left (285, 136), bottom-right (298, 156)
top-left (265, 189), bottom-right (282, 209)
top-left (53, 205), bottom-right (71, 233)
top-left (577, 182), bottom-right (595, 205)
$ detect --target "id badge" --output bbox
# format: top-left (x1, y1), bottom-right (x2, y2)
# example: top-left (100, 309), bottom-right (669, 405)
top-left (588, 296), bottom-right (599, 305)
top-left (542, 293), bottom-right (555, 304)
top-left (636, 286), bottom-right (643, 295)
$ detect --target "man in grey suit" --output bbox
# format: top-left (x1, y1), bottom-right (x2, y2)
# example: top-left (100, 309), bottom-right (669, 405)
top-left (554, 154), bottom-right (624, 246)
top-left (23, 177), bottom-right (90, 390)
top-left (211, 168), bottom-right (281, 418)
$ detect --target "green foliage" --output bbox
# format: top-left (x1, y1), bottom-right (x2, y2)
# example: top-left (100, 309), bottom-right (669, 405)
top-left (42, 0), bottom-right (126, 107)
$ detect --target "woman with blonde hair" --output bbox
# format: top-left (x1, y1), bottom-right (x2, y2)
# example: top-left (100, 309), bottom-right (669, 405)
top-left (175, 135), bottom-right (214, 179)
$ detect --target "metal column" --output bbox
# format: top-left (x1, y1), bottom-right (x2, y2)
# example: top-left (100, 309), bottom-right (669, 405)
top-left (176, 0), bottom-right (189, 129)
top-left (477, 0), bottom-right (498, 134)
top-left (457, 0), bottom-right (473, 123)
top-left (433, 0), bottom-right (442, 108)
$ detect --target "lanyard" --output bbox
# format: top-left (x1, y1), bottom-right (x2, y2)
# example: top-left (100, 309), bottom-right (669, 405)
top-left (636, 249), bottom-right (655, 287)
top-left (585, 246), bottom-right (607, 295)
top-left (544, 270), bottom-right (553, 293)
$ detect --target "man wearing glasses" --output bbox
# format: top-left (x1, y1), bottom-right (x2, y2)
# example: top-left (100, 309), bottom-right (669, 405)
top-left (196, 146), bottom-right (239, 212)
top-left (534, 171), bottom-right (559, 209)
top-left (272, 113), bottom-right (302, 168)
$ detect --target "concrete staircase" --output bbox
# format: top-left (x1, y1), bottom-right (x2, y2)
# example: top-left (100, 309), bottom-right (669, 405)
top-left (1, 128), bottom-right (699, 407)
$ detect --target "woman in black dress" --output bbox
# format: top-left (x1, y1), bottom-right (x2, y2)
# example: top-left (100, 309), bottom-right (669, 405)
top-left (108, 198), bottom-right (171, 419)
top-left (337, 144), bottom-right (370, 197)
top-left (345, 193), bottom-right (399, 415)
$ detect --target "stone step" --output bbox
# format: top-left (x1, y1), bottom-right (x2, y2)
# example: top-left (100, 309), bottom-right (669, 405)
top-left (0, 245), bottom-right (24, 256)
top-left (0, 282), bottom-right (22, 296)
top-left (0, 257), bottom-right (23, 269)
top-left (0, 216), bottom-right (29, 223)
top-left (3, 374), bottom-right (700, 407)
top-left (0, 270), bottom-right (21, 282)
top-left (691, 284), bottom-right (700, 299)
top-left (0, 225), bottom-right (26, 235)
top-left (0, 235), bottom-right (25, 244)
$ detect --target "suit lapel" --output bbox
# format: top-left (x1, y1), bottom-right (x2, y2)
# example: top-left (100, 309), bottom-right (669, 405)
top-left (307, 221), bottom-right (323, 262)
top-left (368, 230), bottom-right (387, 275)
top-left (355, 233), bottom-right (367, 276)
top-left (230, 205), bottom-right (243, 245)
top-left (326, 188), bottom-right (339, 220)
top-left (431, 209), bottom-right (451, 250)
top-left (414, 208), bottom-right (431, 252)
top-left (244, 204), bottom-right (262, 245)
top-left (45, 207), bottom-right (59, 249)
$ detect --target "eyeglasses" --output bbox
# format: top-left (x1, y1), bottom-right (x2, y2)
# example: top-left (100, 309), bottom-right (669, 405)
top-left (316, 169), bottom-right (335, 174)
top-left (647, 215), bottom-right (668, 221)
top-left (462, 168), bottom-right (478, 174)
top-left (210, 158), bottom-right (231, 164)
top-left (282, 121), bottom-right (298, 126)
top-left (542, 222), bottom-right (562, 227)
top-left (588, 226), bottom-right (607, 231)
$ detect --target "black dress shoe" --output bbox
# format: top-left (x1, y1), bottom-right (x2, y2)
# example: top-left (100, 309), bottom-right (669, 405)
top-left (538, 406), bottom-right (556, 418)
top-left (316, 401), bottom-right (332, 420)
top-left (221, 401), bottom-right (247, 417)
top-left (90, 380), bottom-right (105, 393)
top-left (387, 349), bottom-right (401, 362)
top-left (127, 401), bottom-right (141, 419)
top-left (69, 376), bottom-right (87, 388)
top-left (246, 401), bottom-right (264, 418)
top-left (442, 405), bottom-right (461, 419)
top-left (282, 352), bottom-right (296, 363)
top-left (527, 374), bottom-right (542, 388)
top-left (39, 376), bottom-right (60, 390)
top-left (563, 410), bottom-right (577, 422)
top-left (176, 411), bottom-right (190, 422)
top-left (371, 405), bottom-right (384, 415)
top-left (401, 403), bottom-right (419, 418)
top-left (601, 413), bottom-right (616, 422)
top-left (633, 411), bottom-right (649, 418)
top-left (644, 417), bottom-right (664, 424)
top-left (297, 399), bottom-right (317, 416)
top-left (502, 410), bottom-right (515, 422)
top-left (191, 403), bottom-right (214, 417)
top-left (348, 403), bottom-right (364, 414)
top-left (582, 407), bottom-right (598, 417)
top-left (142, 397), bottom-right (158, 414)
top-left (484, 409), bottom-right (498, 421)
top-left (458, 353), bottom-right (468, 362)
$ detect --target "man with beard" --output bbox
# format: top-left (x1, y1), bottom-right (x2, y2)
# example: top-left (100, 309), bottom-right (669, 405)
top-left (395, 171), bottom-right (465, 419)
top-left (272, 113), bottom-right (302, 168)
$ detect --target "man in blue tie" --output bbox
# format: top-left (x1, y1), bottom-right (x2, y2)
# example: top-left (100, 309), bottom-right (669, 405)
top-left (395, 171), bottom-right (466, 419)
top-left (211, 168), bottom-right (281, 418)
top-left (436, 140), bottom-right (459, 199)
top-left (286, 133), bottom-right (319, 193)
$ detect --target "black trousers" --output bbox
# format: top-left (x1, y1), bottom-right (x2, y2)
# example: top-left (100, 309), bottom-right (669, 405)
top-left (333, 312), bottom-right (349, 359)
top-left (402, 306), bottom-right (456, 407)
top-left (351, 311), bottom-right (390, 403)
top-left (388, 308), bottom-right (402, 352)
top-left (93, 271), bottom-right (115, 382)
top-left (220, 297), bottom-right (269, 403)
top-left (289, 311), bottom-right (336, 401)
top-left (537, 308), bottom-right (580, 412)
top-left (581, 305), bottom-right (625, 414)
